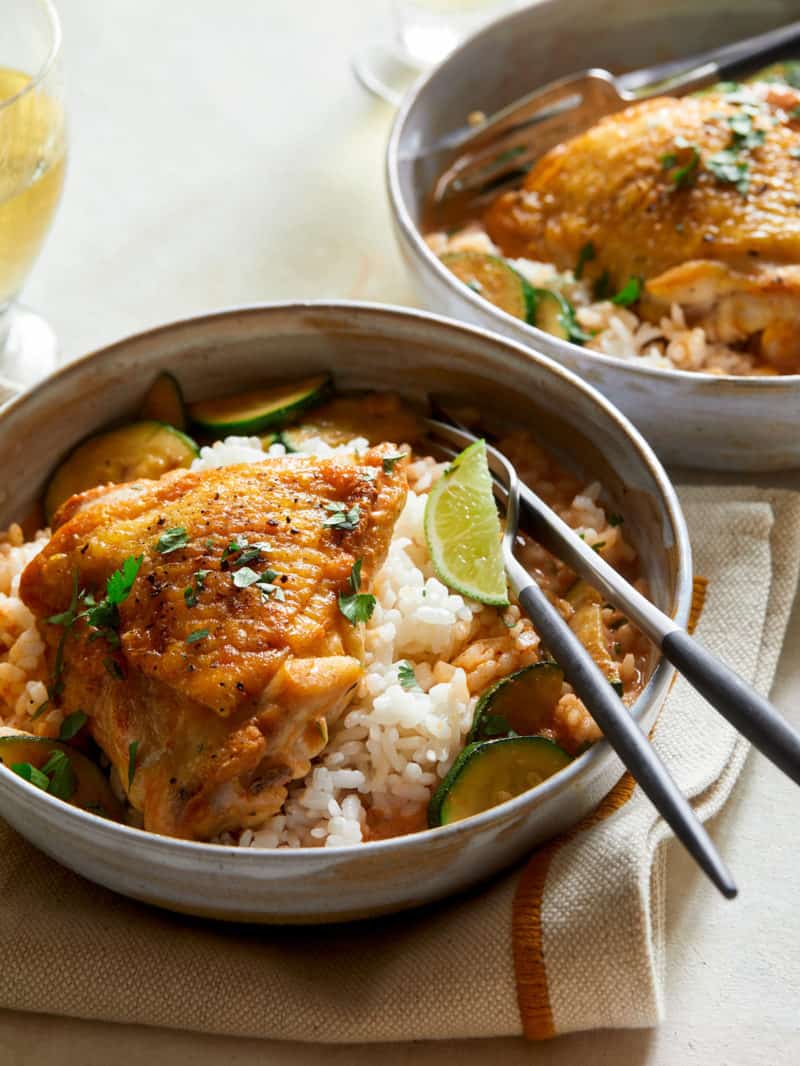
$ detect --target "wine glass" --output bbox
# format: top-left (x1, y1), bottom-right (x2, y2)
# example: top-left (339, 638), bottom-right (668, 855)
top-left (353, 0), bottom-right (525, 105)
top-left (0, 0), bottom-right (66, 390)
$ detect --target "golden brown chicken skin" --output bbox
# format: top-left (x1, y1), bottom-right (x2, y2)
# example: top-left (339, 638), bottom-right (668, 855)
top-left (20, 449), bottom-right (407, 840)
top-left (484, 82), bottom-right (800, 371)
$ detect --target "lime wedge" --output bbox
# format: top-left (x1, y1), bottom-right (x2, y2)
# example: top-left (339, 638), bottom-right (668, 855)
top-left (424, 439), bottom-right (509, 606)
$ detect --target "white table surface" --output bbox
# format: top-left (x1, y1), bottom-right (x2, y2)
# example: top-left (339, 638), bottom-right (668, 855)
top-left (4, 2), bottom-right (800, 1063)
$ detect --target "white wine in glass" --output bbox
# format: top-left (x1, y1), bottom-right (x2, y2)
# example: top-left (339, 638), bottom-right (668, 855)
top-left (0, 0), bottom-right (66, 388)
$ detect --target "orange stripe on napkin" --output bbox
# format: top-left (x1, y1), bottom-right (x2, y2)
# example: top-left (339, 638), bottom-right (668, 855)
top-left (512, 576), bottom-right (707, 1040)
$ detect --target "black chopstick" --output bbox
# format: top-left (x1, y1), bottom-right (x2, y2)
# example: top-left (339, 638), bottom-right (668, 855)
top-left (515, 576), bottom-right (737, 899)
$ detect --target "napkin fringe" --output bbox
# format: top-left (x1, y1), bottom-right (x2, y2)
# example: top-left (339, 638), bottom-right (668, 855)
top-left (512, 576), bottom-right (707, 1040)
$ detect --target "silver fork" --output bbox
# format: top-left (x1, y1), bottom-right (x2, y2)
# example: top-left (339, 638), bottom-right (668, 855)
top-left (426, 19), bottom-right (800, 211)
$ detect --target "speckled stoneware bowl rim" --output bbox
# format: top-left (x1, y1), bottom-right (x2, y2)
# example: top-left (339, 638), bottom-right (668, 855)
top-left (385, 6), bottom-right (800, 389)
top-left (0, 300), bottom-right (693, 864)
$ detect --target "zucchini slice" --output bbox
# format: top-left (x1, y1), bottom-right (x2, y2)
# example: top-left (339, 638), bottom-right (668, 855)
top-left (429, 736), bottom-right (572, 827)
top-left (0, 734), bottom-right (124, 820)
top-left (261, 428), bottom-right (304, 453)
top-left (530, 288), bottom-right (590, 345)
top-left (44, 421), bottom-right (199, 524)
top-left (188, 374), bottom-right (332, 435)
top-left (139, 371), bottom-right (187, 430)
top-left (566, 580), bottom-right (622, 692)
top-left (468, 661), bottom-right (564, 743)
top-left (441, 252), bottom-right (535, 322)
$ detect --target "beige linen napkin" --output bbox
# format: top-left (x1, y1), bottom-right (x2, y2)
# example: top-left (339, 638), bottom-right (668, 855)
top-left (0, 487), bottom-right (797, 1042)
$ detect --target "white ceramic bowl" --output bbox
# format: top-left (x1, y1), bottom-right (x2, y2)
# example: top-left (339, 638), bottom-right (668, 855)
top-left (387, 0), bottom-right (800, 471)
top-left (0, 303), bottom-right (691, 922)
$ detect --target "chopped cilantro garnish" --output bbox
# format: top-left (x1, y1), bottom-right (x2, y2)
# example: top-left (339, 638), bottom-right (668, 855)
top-left (322, 501), bottom-right (360, 531)
top-left (397, 661), bottom-right (421, 692)
top-left (611, 276), bottom-right (642, 307)
top-left (232, 566), bottom-right (263, 588)
top-left (608, 513), bottom-right (624, 527)
top-left (660, 137), bottom-right (700, 188)
top-left (557, 298), bottom-right (593, 344)
top-left (59, 711), bottom-right (88, 741)
top-left (15, 750), bottom-right (77, 801)
top-left (382, 453), bottom-right (406, 474)
top-left (592, 541), bottom-right (606, 552)
top-left (338, 559), bottom-right (376, 626)
top-left (574, 241), bottom-right (596, 280)
top-left (728, 111), bottom-right (765, 151)
top-left (11, 762), bottom-right (50, 790)
top-left (593, 270), bottom-right (612, 301)
top-left (186, 628), bottom-right (210, 644)
top-left (31, 700), bottom-right (50, 721)
top-left (80, 555), bottom-right (143, 647)
top-left (155, 526), bottom-right (189, 554)
top-left (47, 569), bottom-right (80, 627)
top-left (128, 740), bottom-right (139, 788)
top-left (183, 569), bottom-right (210, 608)
top-left (707, 149), bottom-right (750, 194)
top-left (231, 566), bottom-right (280, 603)
top-left (41, 749), bottom-right (76, 800)
top-left (221, 537), bottom-right (271, 569)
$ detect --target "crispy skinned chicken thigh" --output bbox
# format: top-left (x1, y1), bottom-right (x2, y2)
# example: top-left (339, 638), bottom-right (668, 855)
top-left (20, 448), bottom-right (407, 840)
top-left (484, 82), bottom-right (800, 371)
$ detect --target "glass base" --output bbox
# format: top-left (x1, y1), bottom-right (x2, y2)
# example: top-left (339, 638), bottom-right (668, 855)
top-left (0, 303), bottom-right (59, 392)
top-left (351, 40), bottom-right (425, 106)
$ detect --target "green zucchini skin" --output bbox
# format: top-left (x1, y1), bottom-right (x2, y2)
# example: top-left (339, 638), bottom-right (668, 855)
top-left (44, 421), bottom-right (199, 524)
top-left (442, 251), bottom-right (535, 322)
top-left (428, 736), bottom-right (572, 827)
top-left (467, 661), bottom-right (564, 743)
top-left (188, 374), bottom-right (332, 436)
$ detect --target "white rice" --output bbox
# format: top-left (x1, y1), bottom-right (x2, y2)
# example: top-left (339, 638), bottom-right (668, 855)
top-left (427, 226), bottom-right (764, 376)
top-left (193, 436), bottom-right (480, 849)
top-left (0, 432), bottom-right (628, 850)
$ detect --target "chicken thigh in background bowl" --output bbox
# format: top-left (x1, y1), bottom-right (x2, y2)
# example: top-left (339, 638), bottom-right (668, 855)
top-left (387, 0), bottom-right (800, 470)
top-left (0, 302), bottom-right (690, 922)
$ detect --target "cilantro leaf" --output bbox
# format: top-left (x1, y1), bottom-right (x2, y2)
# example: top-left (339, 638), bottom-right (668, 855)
top-left (232, 566), bottom-right (262, 588)
top-left (593, 270), bottom-right (612, 300)
top-left (154, 527), bottom-right (189, 554)
top-left (574, 241), bottom-right (596, 280)
top-left (611, 276), bottom-right (643, 307)
top-left (30, 700), bottom-right (50, 721)
top-left (41, 750), bottom-right (76, 801)
top-left (102, 555), bottom-right (143, 609)
top-left (11, 762), bottom-right (50, 790)
top-left (186, 628), bottom-right (210, 644)
top-left (59, 710), bottom-right (88, 741)
top-left (608, 512), bottom-right (624, 527)
top-left (557, 298), bottom-right (593, 344)
top-left (338, 559), bottom-right (376, 625)
top-left (47, 569), bottom-right (80, 627)
top-left (661, 138), bottom-right (700, 188)
top-left (184, 569), bottom-right (210, 608)
top-left (322, 502), bottom-right (360, 531)
top-left (128, 740), bottom-right (139, 788)
top-left (397, 661), bottom-right (421, 691)
top-left (707, 149), bottom-right (749, 194)
top-left (382, 453), bottom-right (406, 474)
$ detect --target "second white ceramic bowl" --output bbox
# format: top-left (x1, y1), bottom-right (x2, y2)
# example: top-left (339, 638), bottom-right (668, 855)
top-left (387, 0), bottom-right (800, 471)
